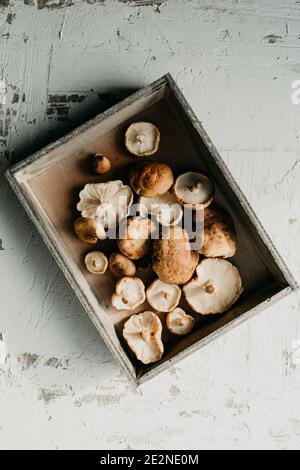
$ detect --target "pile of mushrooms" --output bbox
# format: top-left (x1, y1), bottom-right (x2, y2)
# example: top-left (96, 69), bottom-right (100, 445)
top-left (73, 121), bottom-right (243, 365)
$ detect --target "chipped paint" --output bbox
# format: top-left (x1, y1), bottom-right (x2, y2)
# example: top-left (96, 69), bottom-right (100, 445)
top-left (263, 34), bottom-right (283, 45)
top-left (0, 334), bottom-right (6, 364)
top-left (17, 353), bottom-right (39, 370)
top-left (0, 239), bottom-right (4, 250)
top-left (74, 393), bottom-right (122, 407)
top-left (38, 388), bottom-right (66, 404)
top-left (0, 79), bottom-right (6, 105)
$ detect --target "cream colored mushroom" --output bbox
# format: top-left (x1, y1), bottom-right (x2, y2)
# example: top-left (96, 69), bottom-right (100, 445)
top-left (173, 172), bottom-right (214, 210)
top-left (109, 252), bottom-right (136, 278)
top-left (123, 311), bottom-right (164, 364)
top-left (138, 192), bottom-right (183, 226)
top-left (183, 258), bottom-right (243, 315)
top-left (74, 217), bottom-right (106, 244)
top-left (146, 279), bottom-right (181, 313)
top-left (118, 216), bottom-right (155, 260)
top-left (199, 206), bottom-right (237, 258)
top-left (129, 162), bottom-right (174, 198)
top-left (111, 277), bottom-right (146, 310)
top-left (85, 251), bottom-right (108, 274)
top-left (77, 181), bottom-right (133, 234)
top-left (125, 122), bottom-right (160, 157)
top-left (166, 308), bottom-right (195, 336)
top-left (152, 226), bottom-right (199, 285)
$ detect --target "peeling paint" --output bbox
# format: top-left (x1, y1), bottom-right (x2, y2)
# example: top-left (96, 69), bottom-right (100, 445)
top-left (263, 34), bottom-right (283, 45)
top-left (0, 79), bottom-right (6, 105)
top-left (0, 334), bottom-right (6, 364)
top-left (74, 393), bottom-right (122, 407)
top-left (17, 353), bottom-right (39, 370)
top-left (38, 388), bottom-right (66, 404)
top-left (0, 239), bottom-right (4, 250)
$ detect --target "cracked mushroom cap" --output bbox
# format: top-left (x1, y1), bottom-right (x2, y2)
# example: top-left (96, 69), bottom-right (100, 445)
top-left (129, 162), bottom-right (174, 198)
top-left (123, 311), bottom-right (164, 364)
top-left (77, 181), bottom-right (133, 232)
top-left (138, 192), bottom-right (183, 226)
top-left (146, 279), bottom-right (181, 313)
top-left (109, 252), bottom-right (136, 278)
top-left (85, 251), bottom-right (108, 274)
top-left (152, 226), bottom-right (199, 285)
top-left (125, 122), bottom-right (160, 157)
top-left (199, 206), bottom-right (237, 258)
top-left (166, 308), bottom-right (195, 336)
top-left (183, 258), bottom-right (243, 315)
top-left (111, 277), bottom-right (146, 311)
top-left (173, 172), bottom-right (214, 210)
top-left (118, 216), bottom-right (155, 260)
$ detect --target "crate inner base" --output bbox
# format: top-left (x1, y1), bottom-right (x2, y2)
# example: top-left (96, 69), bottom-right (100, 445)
top-left (25, 91), bottom-right (287, 378)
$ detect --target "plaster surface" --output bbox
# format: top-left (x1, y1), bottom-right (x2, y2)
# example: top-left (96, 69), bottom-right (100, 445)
top-left (0, 0), bottom-right (300, 450)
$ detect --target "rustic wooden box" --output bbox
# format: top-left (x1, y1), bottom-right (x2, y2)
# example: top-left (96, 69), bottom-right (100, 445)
top-left (6, 74), bottom-right (298, 385)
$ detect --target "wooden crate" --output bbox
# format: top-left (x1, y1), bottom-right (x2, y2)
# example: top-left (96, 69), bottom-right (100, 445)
top-left (6, 74), bottom-right (298, 385)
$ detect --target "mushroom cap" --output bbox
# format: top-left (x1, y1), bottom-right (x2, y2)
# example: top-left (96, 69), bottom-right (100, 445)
top-left (123, 311), bottom-right (164, 364)
top-left (118, 216), bottom-right (155, 260)
top-left (109, 252), bottom-right (136, 278)
top-left (173, 172), bottom-right (214, 210)
top-left (125, 122), bottom-right (160, 157)
top-left (146, 279), bottom-right (181, 313)
top-left (91, 154), bottom-right (111, 175)
top-left (183, 258), bottom-right (243, 315)
top-left (111, 277), bottom-right (146, 310)
top-left (152, 226), bottom-right (199, 285)
top-left (74, 217), bottom-right (106, 244)
top-left (199, 206), bottom-right (237, 258)
top-left (166, 308), bottom-right (195, 336)
top-left (138, 192), bottom-right (183, 226)
top-left (129, 162), bottom-right (174, 198)
top-left (77, 181), bottom-right (133, 230)
top-left (85, 251), bottom-right (108, 274)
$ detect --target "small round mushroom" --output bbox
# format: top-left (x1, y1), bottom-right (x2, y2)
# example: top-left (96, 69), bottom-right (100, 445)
top-left (74, 217), bottom-right (106, 244)
top-left (152, 226), bottom-right (199, 285)
top-left (173, 172), bottom-right (214, 210)
top-left (199, 206), bottom-right (237, 258)
top-left (123, 311), bottom-right (164, 364)
top-left (125, 122), bottom-right (160, 157)
top-left (129, 162), bottom-right (174, 198)
top-left (183, 258), bottom-right (243, 315)
top-left (118, 216), bottom-right (155, 260)
top-left (111, 277), bottom-right (146, 310)
top-left (109, 252), bottom-right (136, 278)
top-left (146, 279), bottom-right (181, 313)
top-left (138, 192), bottom-right (183, 226)
top-left (166, 308), bottom-right (195, 336)
top-left (85, 251), bottom-right (108, 274)
top-left (91, 154), bottom-right (111, 175)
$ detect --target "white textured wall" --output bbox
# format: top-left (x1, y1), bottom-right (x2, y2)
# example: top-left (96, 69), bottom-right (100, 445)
top-left (0, 0), bottom-right (300, 450)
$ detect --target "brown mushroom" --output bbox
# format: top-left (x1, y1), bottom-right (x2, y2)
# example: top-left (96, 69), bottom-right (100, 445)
top-left (109, 252), bottom-right (136, 278)
top-left (74, 217), bottom-right (106, 244)
top-left (91, 154), bottom-right (111, 175)
top-left (166, 308), bottom-right (195, 336)
top-left (118, 216), bottom-right (155, 260)
top-left (199, 206), bottom-right (237, 258)
top-left (173, 172), bottom-right (214, 210)
top-left (85, 251), bottom-right (108, 274)
top-left (152, 226), bottom-right (199, 285)
top-left (125, 122), bottom-right (160, 157)
top-left (129, 162), bottom-right (174, 197)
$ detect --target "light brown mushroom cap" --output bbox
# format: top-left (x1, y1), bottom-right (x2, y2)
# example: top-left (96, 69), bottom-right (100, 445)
top-left (91, 154), bottom-right (111, 175)
top-left (166, 308), bottom-right (195, 336)
top-left (111, 277), bottom-right (146, 310)
top-left (199, 206), bottom-right (237, 258)
top-left (109, 253), bottom-right (136, 278)
top-left (138, 192), bottom-right (183, 226)
top-left (173, 172), bottom-right (214, 211)
top-left (118, 216), bottom-right (155, 260)
top-left (74, 217), bottom-right (106, 244)
top-left (146, 279), bottom-right (181, 313)
top-left (85, 251), bottom-right (108, 274)
top-left (125, 122), bottom-right (160, 157)
top-left (123, 311), bottom-right (164, 364)
top-left (183, 258), bottom-right (243, 315)
top-left (129, 162), bottom-right (174, 198)
top-left (152, 226), bottom-right (199, 285)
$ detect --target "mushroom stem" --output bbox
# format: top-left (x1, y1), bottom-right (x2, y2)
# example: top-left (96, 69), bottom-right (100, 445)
top-left (190, 182), bottom-right (204, 193)
top-left (176, 318), bottom-right (185, 327)
top-left (203, 281), bottom-right (215, 294)
top-left (142, 328), bottom-right (151, 343)
top-left (136, 133), bottom-right (146, 144)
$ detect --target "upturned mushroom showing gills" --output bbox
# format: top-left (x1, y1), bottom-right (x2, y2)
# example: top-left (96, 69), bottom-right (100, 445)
top-left (146, 279), bottom-right (181, 313)
top-left (77, 180), bottom-right (133, 234)
top-left (152, 226), bottom-right (199, 285)
top-left (173, 172), bottom-right (214, 211)
top-left (199, 206), bottom-right (237, 258)
top-left (118, 216), bottom-right (155, 260)
top-left (138, 192), bottom-right (183, 227)
top-left (129, 162), bottom-right (174, 198)
top-left (166, 308), bottom-right (195, 336)
top-left (125, 122), bottom-right (160, 157)
top-left (123, 311), bottom-right (164, 364)
top-left (183, 258), bottom-right (243, 315)
top-left (85, 251), bottom-right (108, 274)
top-left (111, 277), bottom-right (146, 311)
